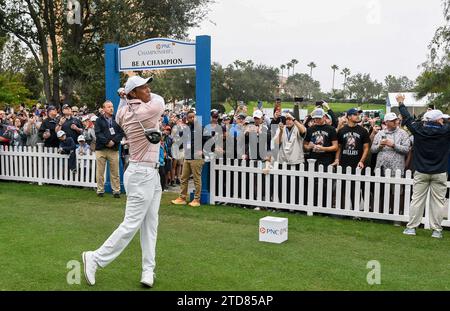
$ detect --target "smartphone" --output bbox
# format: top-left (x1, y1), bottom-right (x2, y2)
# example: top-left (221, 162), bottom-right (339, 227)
top-left (294, 97), bottom-right (304, 103)
top-left (375, 120), bottom-right (382, 127)
top-left (315, 101), bottom-right (323, 107)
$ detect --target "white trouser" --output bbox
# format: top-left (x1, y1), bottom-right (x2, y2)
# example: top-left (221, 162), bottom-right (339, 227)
top-left (94, 162), bottom-right (162, 274)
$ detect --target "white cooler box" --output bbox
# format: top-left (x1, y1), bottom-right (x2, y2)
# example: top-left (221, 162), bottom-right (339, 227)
top-left (259, 216), bottom-right (288, 244)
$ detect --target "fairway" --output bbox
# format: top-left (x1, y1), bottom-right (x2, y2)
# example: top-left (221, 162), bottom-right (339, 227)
top-left (1, 181), bottom-right (450, 291)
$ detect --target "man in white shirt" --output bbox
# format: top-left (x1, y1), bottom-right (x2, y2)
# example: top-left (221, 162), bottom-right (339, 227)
top-left (82, 76), bottom-right (164, 288)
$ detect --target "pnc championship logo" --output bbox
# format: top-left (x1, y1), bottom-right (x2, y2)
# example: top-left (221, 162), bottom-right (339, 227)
top-left (156, 43), bottom-right (176, 50)
top-left (259, 227), bottom-right (266, 234)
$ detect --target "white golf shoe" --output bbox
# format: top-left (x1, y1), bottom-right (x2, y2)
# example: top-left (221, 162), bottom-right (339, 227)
top-left (140, 271), bottom-right (155, 288)
top-left (82, 251), bottom-right (98, 286)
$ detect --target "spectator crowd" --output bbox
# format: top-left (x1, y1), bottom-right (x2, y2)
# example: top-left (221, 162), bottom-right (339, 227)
top-left (1, 93), bottom-right (449, 236)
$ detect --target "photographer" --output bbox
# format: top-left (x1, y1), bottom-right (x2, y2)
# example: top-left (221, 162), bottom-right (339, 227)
top-left (38, 106), bottom-right (60, 148)
top-left (23, 113), bottom-right (42, 147)
top-left (55, 104), bottom-right (83, 144)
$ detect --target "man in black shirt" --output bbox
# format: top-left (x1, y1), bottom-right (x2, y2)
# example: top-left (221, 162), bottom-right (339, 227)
top-left (55, 104), bottom-right (83, 144)
top-left (304, 108), bottom-right (338, 207)
top-left (304, 108), bottom-right (338, 169)
top-left (38, 106), bottom-right (60, 148)
top-left (334, 108), bottom-right (370, 171)
top-left (333, 108), bottom-right (370, 211)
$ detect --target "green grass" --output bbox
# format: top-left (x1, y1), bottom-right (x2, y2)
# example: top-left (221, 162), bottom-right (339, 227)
top-left (1, 181), bottom-right (450, 291)
top-left (224, 101), bottom-right (386, 114)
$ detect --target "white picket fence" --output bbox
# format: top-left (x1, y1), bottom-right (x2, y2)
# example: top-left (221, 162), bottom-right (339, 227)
top-left (0, 145), bottom-right (97, 188)
top-left (210, 158), bottom-right (450, 228)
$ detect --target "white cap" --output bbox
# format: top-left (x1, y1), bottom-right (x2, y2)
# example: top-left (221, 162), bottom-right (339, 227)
top-left (90, 115), bottom-right (98, 122)
top-left (443, 114), bottom-right (449, 119)
top-left (77, 135), bottom-right (86, 142)
top-left (117, 87), bottom-right (125, 94)
top-left (423, 109), bottom-right (445, 122)
top-left (57, 130), bottom-right (66, 138)
top-left (124, 76), bottom-right (153, 95)
top-left (311, 108), bottom-right (325, 119)
top-left (81, 115), bottom-right (90, 122)
top-left (384, 112), bottom-right (398, 122)
top-left (253, 110), bottom-right (263, 119)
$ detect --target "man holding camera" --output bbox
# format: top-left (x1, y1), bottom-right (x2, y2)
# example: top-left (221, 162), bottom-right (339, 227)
top-left (82, 75), bottom-right (165, 288)
top-left (38, 106), bottom-right (60, 148)
top-left (55, 104), bottom-right (83, 144)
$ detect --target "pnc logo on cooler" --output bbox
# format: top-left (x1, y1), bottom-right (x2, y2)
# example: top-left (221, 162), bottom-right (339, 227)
top-left (259, 227), bottom-right (287, 236)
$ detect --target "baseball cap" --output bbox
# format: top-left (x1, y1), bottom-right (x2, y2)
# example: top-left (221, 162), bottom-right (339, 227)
top-left (124, 76), bottom-right (153, 95)
top-left (62, 104), bottom-right (70, 110)
top-left (443, 114), bottom-right (449, 119)
top-left (311, 108), bottom-right (325, 119)
top-left (77, 135), bottom-right (86, 142)
top-left (253, 110), bottom-right (263, 119)
top-left (347, 108), bottom-right (363, 116)
top-left (90, 115), bottom-right (98, 122)
top-left (57, 130), bottom-right (66, 138)
top-left (81, 115), bottom-right (90, 122)
top-left (384, 112), bottom-right (398, 122)
top-left (237, 113), bottom-right (247, 120)
top-left (211, 109), bottom-right (219, 117)
top-left (47, 105), bottom-right (57, 112)
top-left (71, 106), bottom-right (79, 112)
top-left (423, 109), bottom-right (445, 121)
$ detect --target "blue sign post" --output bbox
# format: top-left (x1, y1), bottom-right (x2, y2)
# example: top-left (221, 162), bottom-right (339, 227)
top-left (104, 36), bottom-right (211, 204)
top-left (194, 36), bottom-right (212, 204)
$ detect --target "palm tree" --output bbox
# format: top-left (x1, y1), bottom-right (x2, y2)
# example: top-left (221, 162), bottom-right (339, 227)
top-left (286, 62), bottom-right (292, 77)
top-left (341, 68), bottom-right (351, 92)
top-left (290, 59), bottom-right (299, 75)
top-left (331, 64), bottom-right (339, 93)
top-left (280, 64), bottom-right (286, 78)
top-left (307, 62), bottom-right (317, 78)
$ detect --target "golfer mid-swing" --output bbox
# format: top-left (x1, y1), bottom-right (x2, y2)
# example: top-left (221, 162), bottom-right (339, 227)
top-left (82, 75), bottom-right (164, 287)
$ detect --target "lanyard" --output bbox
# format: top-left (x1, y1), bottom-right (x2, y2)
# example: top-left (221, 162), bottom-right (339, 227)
top-left (285, 127), bottom-right (293, 141)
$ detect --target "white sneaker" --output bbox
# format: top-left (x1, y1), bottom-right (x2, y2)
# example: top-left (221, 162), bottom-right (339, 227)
top-left (403, 228), bottom-right (416, 236)
top-left (140, 271), bottom-right (155, 288)
top-left (254, 207), bottom-right (261, 211)
top-left (82, 251), bottom-right (98, 286)
top-left (431, 230), bottom-right (443, 239)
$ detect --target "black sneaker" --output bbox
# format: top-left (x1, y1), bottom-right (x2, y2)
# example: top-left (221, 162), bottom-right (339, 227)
top-left (175, 179), bottom-right (180, 185)
top-left (170, 181), bottom-right (175, 187)
top-left (113, 193), bottom-right (121, 199)
top-left (97, 193), bottom-right (104, 197)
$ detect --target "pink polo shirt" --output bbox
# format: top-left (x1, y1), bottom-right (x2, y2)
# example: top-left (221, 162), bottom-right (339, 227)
top-left (116, 93), bottom-right (165, 164)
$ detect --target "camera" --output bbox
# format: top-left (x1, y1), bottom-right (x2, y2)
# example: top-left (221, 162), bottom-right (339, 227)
top-left (294, 97), bottom-right (304, 103)
top-left (315, 101), bottom-right (324, 107)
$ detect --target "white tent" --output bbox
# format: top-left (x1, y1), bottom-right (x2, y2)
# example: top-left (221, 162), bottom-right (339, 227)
top-left (386, 92), bottom-right (433, 114)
